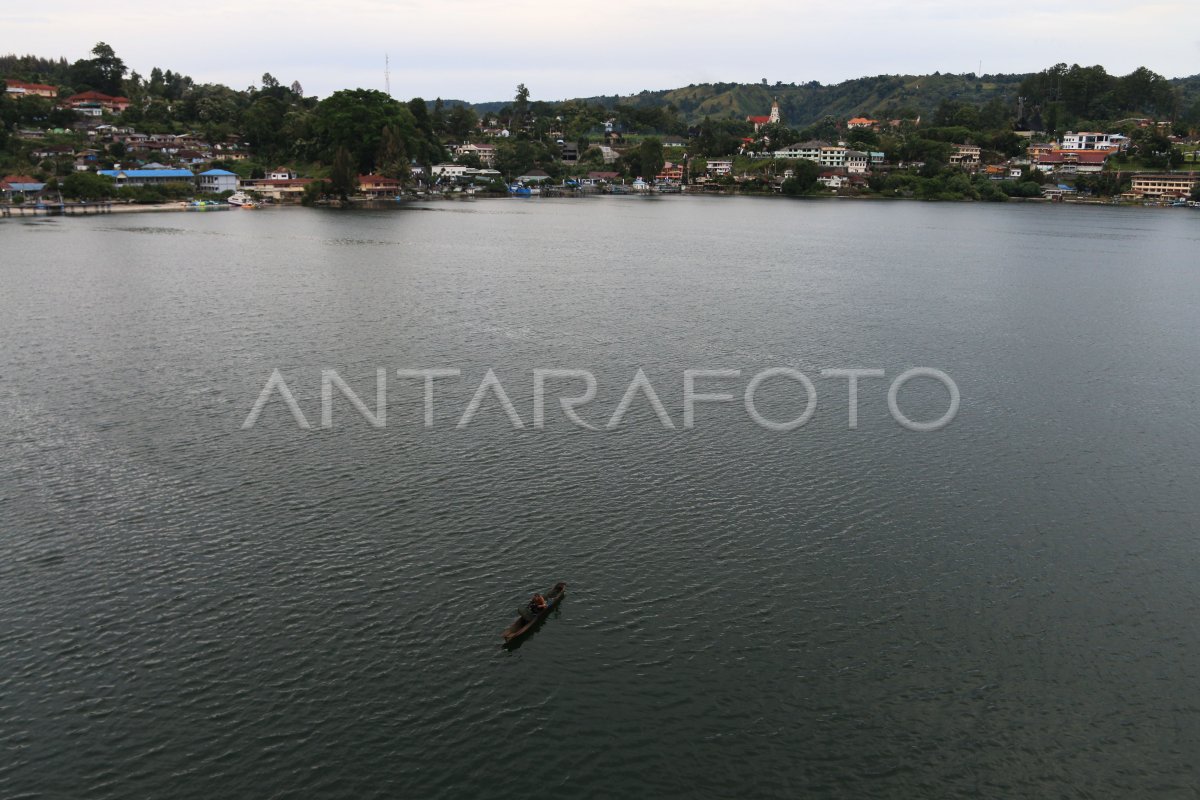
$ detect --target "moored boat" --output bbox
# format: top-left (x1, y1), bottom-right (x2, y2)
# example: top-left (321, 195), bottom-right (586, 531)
top-left (502, 582), bottom-right (567, 642)
top-left (227, 191), bottom-right (257, 207)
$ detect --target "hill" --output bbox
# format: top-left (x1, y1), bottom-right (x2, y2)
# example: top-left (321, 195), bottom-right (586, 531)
top-left (472, 70), bottom-right (1200, 127)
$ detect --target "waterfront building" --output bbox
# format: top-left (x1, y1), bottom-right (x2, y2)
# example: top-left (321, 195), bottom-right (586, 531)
top-left (515, 169), bottom-right (551, 184)
top-left (432, 163), bottom-right (468, 179)
top-left (240, 177), bottom-right (313, 201)
top-left (196, 169), bottom-right (239, 194)
top-left (96, 168), bottom-right (195, 187)
top-left (358, 174), bottom-right (402, 197)
top-left (0, 174), bottom-right (45, 199)
top-left (1129, 174), bottom-right (1198, 199)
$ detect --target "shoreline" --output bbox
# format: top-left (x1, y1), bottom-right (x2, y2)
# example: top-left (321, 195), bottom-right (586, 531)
top-left (1, 192), bottom-right (1190, 220)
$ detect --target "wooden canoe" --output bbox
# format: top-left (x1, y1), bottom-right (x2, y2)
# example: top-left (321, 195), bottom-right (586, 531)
top-left (502, 582), bottom-right (567, 642)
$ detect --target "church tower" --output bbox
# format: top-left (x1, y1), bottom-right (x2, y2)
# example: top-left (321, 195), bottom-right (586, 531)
top-left (768, 97), bottom-right (780, 124)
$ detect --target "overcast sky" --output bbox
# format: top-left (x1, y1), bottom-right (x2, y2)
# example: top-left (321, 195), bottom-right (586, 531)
top-left (4, 1), bottom-right (1199, 101)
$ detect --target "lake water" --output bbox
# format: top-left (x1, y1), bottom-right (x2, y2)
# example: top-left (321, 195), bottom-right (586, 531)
top-left (2, 197), bottom-right (1199, 798)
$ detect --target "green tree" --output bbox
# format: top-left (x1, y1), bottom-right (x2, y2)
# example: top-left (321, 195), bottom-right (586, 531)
top-left (780, 159), bottom-right (820, 195)
top-left (329, 146), bottom-right (357, 199)
top-left (61, 172), bottom-right (117, 199)
top-left (513, 84), bottom-right (530, 127)
top-left (311, 89), bottom-right (420, 172)
top-left (68, 42), bottom-right (127, 95)
top-left (376, 124), bottom-right (411, 181)
top-left (638, 137), bottom-right (664, 179)
top-left (446, 104), bottom-right (478, 139)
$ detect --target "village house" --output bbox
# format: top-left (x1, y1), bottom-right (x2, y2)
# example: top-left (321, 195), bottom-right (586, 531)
top-left (583, 171), bottom-right (620, 185)
top-left (656, 162), bottom-right (684, 182)
top-left (0, 174), bottom-right (46, 200)
top-left (266, 167), bottom-right (296, 180)
top-left (4, 79), bottom-right (58, 98)
top-left (31, 144), bottom-right (74, 159)
top-left (358, 174), bottom-right (402, 197)
top-left (1129, 173), bottom-right (1198, 199)
top-left (196, 169), bottom-right (239, 194)
top-left (453, 143), bottom-right (497, 166)
top-left (175, 150), bottom-right (211, 166)
top-left (705, 159), bottom-right (733, 177)
top-left (72, 149), bottom-right (101, 171)
top-left (241, 176), bottom-right (313, 201)
top-left (845, 150), bottom-right (869, 174)
top-left (846, 117), bottom-right (878, 130)
top-left (817, 172), bottom-right (847, 190)
top-left (869, 151), bottom-right (886, 168)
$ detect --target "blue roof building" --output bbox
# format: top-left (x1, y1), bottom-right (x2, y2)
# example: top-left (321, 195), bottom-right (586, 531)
top-left (196, 169), bottom-right (239, 194)
top-left (97, 168), bottom-right (196, 187)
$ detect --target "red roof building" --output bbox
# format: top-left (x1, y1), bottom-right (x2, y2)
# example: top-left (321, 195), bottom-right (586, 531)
top-left (4, 79), bottom-right (57, 98)
top-left (64, 91), bottom-right (131, 113)
top-left (358, 174), bottom-right (402, 196)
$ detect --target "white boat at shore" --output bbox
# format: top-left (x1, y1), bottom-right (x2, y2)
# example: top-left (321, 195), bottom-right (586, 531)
top-left (227, 191), bottom-right (257, 208)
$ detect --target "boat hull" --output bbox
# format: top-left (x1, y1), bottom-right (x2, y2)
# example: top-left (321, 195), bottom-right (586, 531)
top-left (502, 583), bottom-right (567, 642)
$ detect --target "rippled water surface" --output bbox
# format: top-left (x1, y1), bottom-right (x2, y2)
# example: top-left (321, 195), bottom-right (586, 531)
top-left (2, 198), bottom-right (1199, 798)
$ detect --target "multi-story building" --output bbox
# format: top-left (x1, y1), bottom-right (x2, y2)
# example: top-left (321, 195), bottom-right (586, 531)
top-left (950, 144), bottom-right (982, 168)
top-left (819, 146), bottom-right (847, 168)
top-left (196, 169), bottom-right (239, 194)
top-left (1060, 131), bottom-right (1127, 151)
top-left (1130, 173), bottom-right (1198, 199)
top-left (705, 159), bottom-right (733, 177)
top-left (774, 141), bottom-right (825, 162)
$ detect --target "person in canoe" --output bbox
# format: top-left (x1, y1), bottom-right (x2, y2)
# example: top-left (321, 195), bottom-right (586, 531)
top-left (529, 593), bottom-right (548, 614)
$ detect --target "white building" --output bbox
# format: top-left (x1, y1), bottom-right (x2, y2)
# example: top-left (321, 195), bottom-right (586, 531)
top-left (819, 146), bottom-right (847, 168)
top-left (706, 159), bottom-right (733, 177)
top-left (1060, 131), bottom-right (1127, 151)
top-left (196, 169), bottom-right (239, 194)
top-left (845, 150), bottom-right (869, 174)
top-left (774, 141), bottom-right (825, 162)
top-left (432, 163), bottom-right (467, 178)
top-left (454, 143), bottom-right (497, 166)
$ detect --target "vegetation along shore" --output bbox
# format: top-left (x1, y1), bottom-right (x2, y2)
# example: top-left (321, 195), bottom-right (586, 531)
top-left (3, 44), bottom-right (1199, 211)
